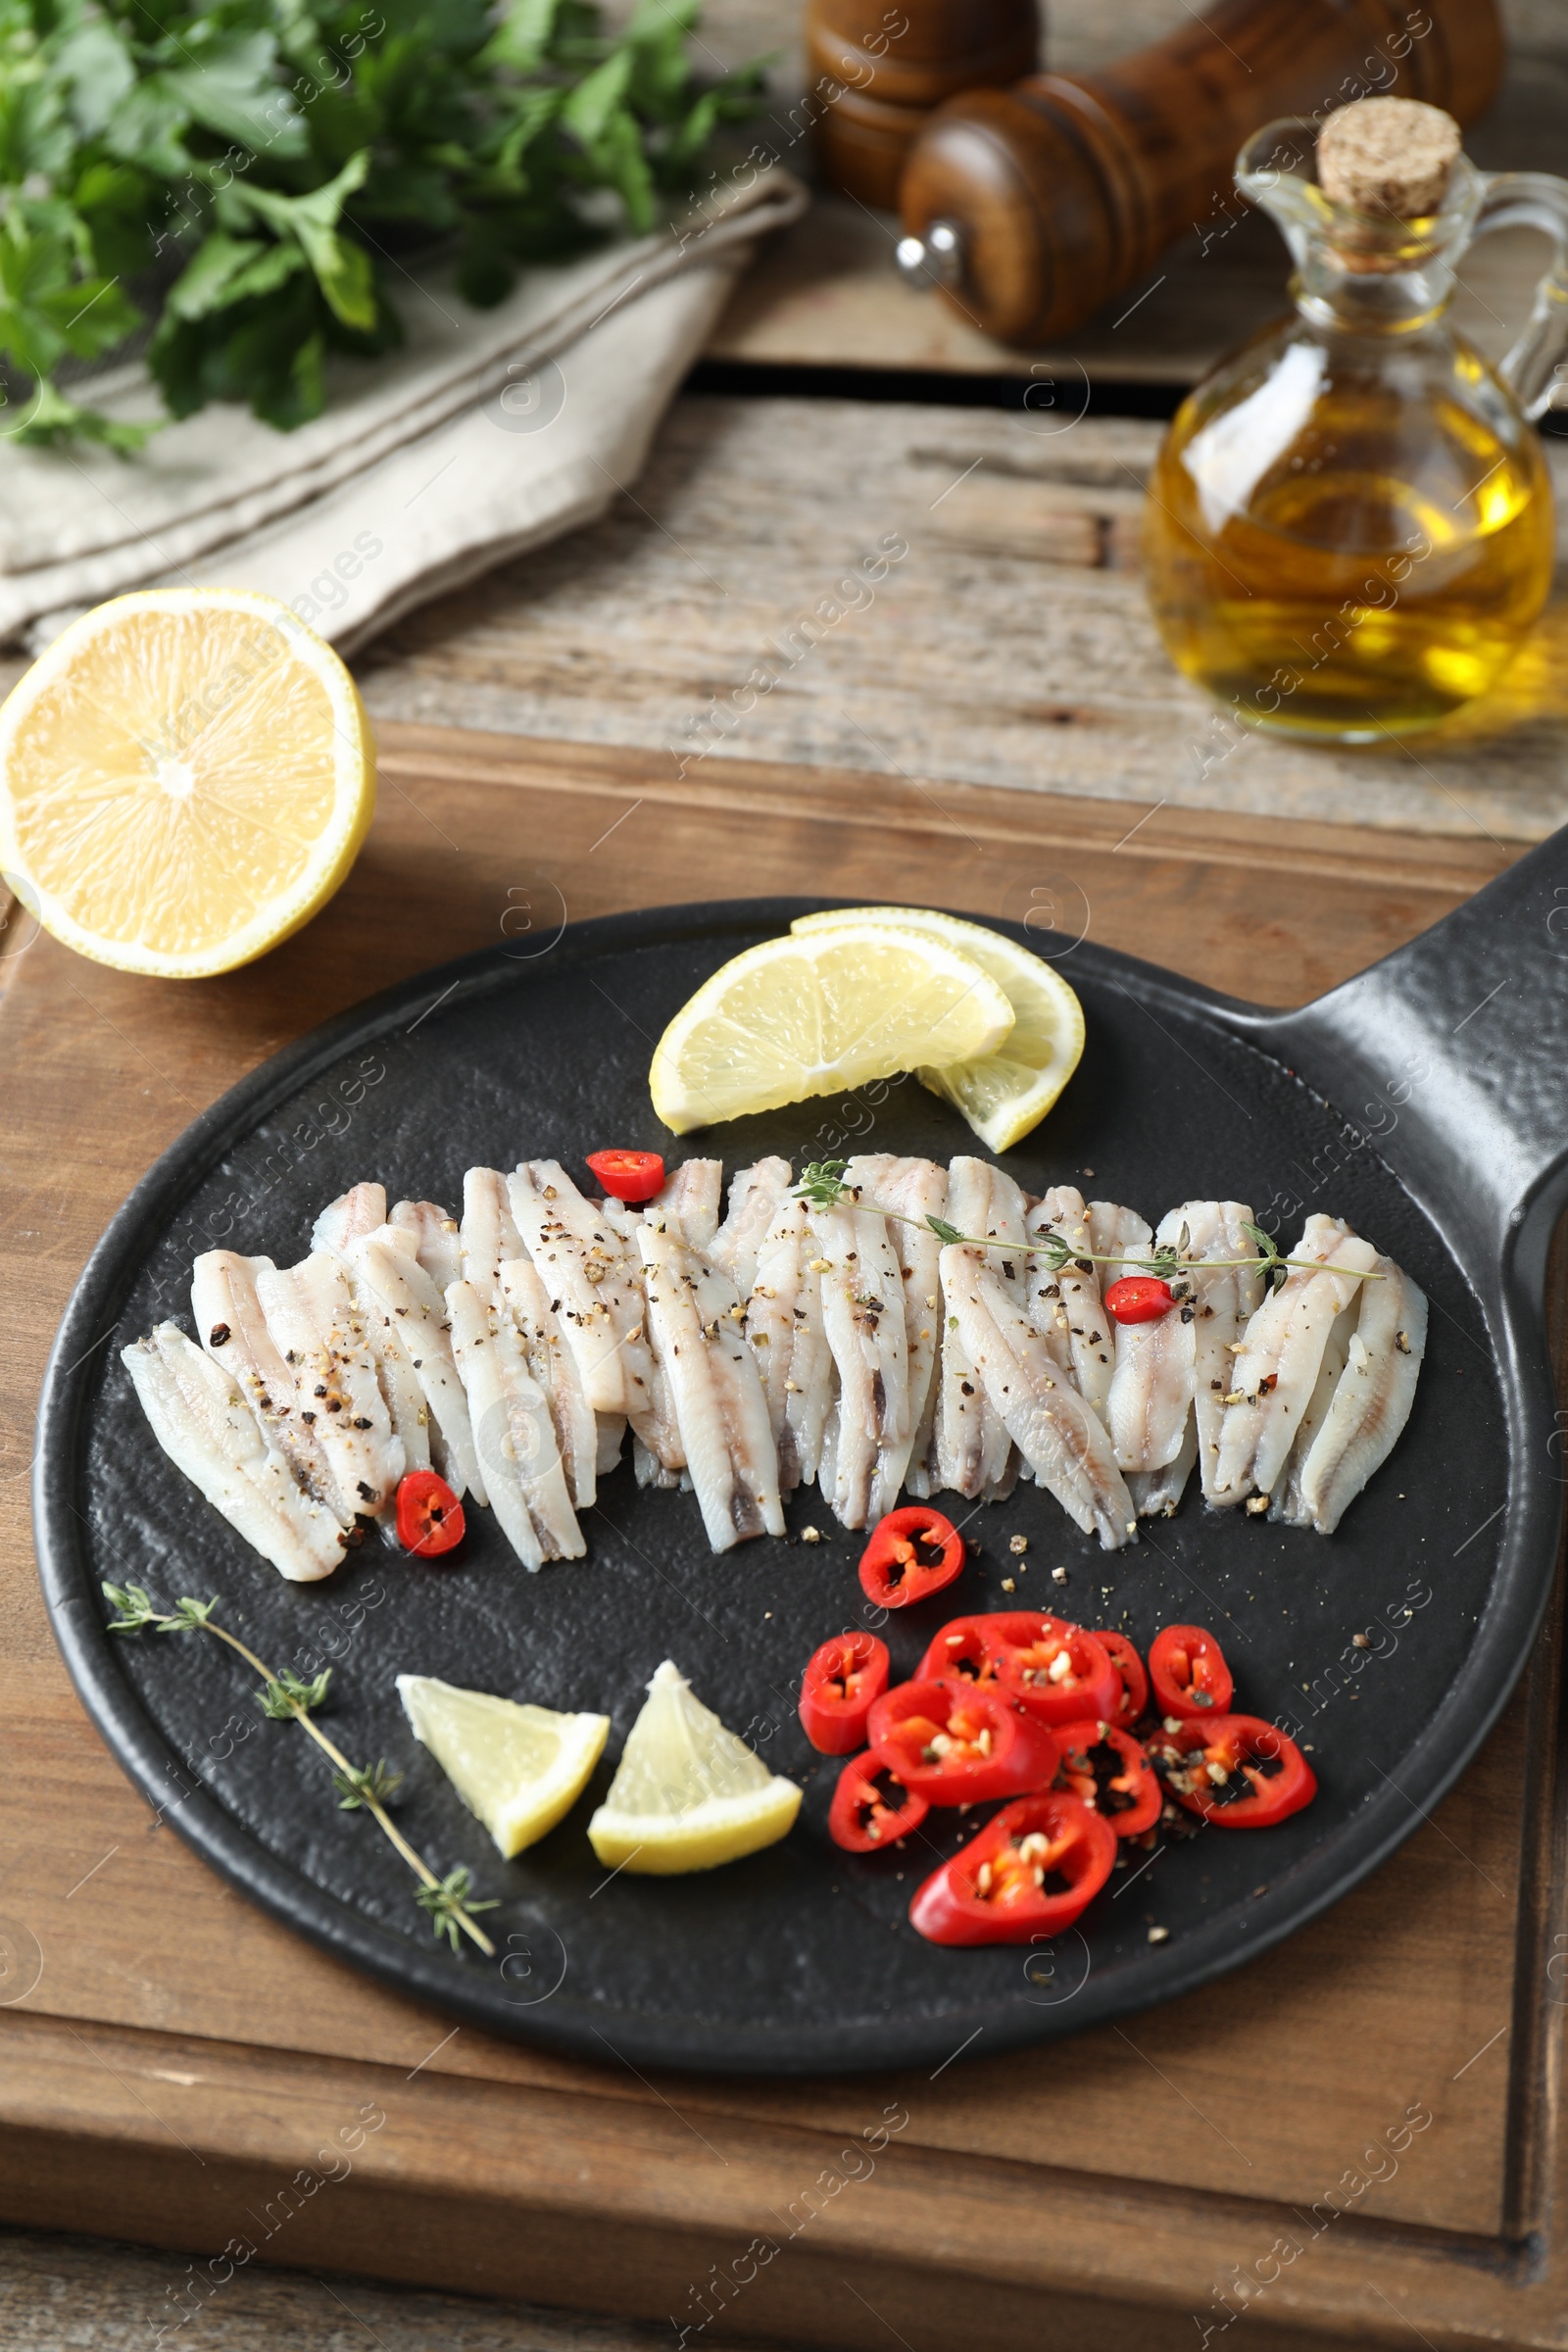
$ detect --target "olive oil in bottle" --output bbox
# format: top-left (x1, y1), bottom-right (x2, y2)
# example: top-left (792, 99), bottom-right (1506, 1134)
top-left (1144, 100), bottom-right (1566, 745)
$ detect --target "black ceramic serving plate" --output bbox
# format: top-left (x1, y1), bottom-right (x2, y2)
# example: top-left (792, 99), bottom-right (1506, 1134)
top-left (33, 853), bottom-right (1568, 2077)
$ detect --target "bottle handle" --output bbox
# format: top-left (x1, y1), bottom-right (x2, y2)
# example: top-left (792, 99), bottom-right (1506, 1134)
top-left (1471, 172), bottom-right (1568, 422)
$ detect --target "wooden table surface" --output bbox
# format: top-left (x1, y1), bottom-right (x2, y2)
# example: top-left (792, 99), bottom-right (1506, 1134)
top-left (9, 2), bottom-right (1568, 2344)
top-left (3, 729), bottom-right (1567, 2352)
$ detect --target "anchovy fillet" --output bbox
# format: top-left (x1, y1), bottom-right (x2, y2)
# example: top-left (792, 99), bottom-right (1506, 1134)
top-left (1212, 1216), bottom-right (1382, 1501)
top-left (123, 1324), bottom-right (347, 1581)
top-left (934, 1158), bottom-right (1029, 1500)
top-left (192, 1250), bottom-right (347, 1518)
top-left (635, 1212), bottom-right (784, 1551)
top-left (390, 1199), bottom-right (462, 1295)
top-left (254, 1253), bottom-right (405, 1517)
top-left (509, 1160), bottom-right (661, 1433)
top-left (942, 1248), bottom-right (1136, 1550)
top-left (499, 1254), bottom-right (599, 1509)
top-left (312, 1183), bottom-right (387, 1257)
top-left (461, 1168), bottom-right (524, 1306)
top-left (1026, 1188), bottom-right (1114, 1420)
top-left (746, 1195), bottom-right (834, 1495)
top-left (348, 1227), bottom-right (486, 1503)
top-left (447, 1279), bottom-right (585, 1567)
top-left (808, 1188), bottom-right (910, 1528)
top-left (1293, 1256), bottom-right (1428, 1532)
top-left (710, 1156), bottom-right (793, 1300)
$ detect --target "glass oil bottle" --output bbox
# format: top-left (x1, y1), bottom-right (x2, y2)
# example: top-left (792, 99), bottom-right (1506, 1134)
top-left (1145, 107), bottom-right (1568, 743)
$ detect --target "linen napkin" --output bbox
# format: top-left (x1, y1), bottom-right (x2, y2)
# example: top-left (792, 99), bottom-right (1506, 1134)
top-left (1, 166), bottom-right (805, 654)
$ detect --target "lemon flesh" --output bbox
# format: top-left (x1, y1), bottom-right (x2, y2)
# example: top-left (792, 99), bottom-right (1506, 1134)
top-left (0, 588), bottom-right (375, 979)
top-left (588, 1659), bottom-right (801, 1874)
top-left (792, 905), bottom-right (1085, 1152)
top-left (650, 922), bottom-right (1015, 1135)
top-left (397, 1674), bottom-right (610, 1859)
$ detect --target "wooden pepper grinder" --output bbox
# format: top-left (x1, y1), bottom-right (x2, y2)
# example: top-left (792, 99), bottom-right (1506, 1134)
top-left (806, 0), bottom-right (1041, 211)
top-left (896, 0), bottom-right (1503, 344)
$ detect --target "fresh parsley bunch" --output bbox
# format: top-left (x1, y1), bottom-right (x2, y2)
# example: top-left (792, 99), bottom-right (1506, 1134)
top-left (0, 0), bottom-right (759, 446)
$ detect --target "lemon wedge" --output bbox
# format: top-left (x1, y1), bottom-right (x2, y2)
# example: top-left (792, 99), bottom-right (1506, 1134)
top-left (650, 922), bottom-right (1014, 1135)
top-left (792, 905), bottom-right (1085, 1152)
top-left (587, 1660), bottom-right (801, 1874)
top-left (397, 1674), bottom-right (609, 1860)
top-left (0, 588), bottom-right (374, 979)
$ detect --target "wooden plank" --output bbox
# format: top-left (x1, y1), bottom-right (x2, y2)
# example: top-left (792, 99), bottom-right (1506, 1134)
top-left (354, 404), bottom-right (1568, 848)
top-left (0, 726), bottom-right (1561, 2346)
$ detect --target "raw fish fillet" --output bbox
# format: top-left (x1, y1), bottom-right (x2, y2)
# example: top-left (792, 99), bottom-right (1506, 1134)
top-left (123, 1324), bottom-right (347, 1581)
top-left (934, 1158), bottom-right (1030, 1501)
top-left (941, 1248), bottom-right (1136, 1550)
top-left (390, 1200), bottom-right (462, 1294)
top-left (499, 1255), bottom-right (599, 1509)
top-left (349, 1227), bottom-right (487, 1503)
top-left (859, 1156), bottom-right (947, 1501)
top-left (710, 1157), bottom-right (793, 1300)
top-left (254, 1253), bottom-right (405, 1516)
top-left (1127, 1414), bottom-right (1199, 1517)
top-left (746, 1196), bottom-right (834, 1495)
top-left (1270, 1298), bottom-right (1357, 1529)
top-left (1026, 1188), bottom-right (1114, 1421)
top-left (635, 1212), bottom-right (784, 1552)
top-left (192, 1250), bottom-right (347, 1519)
top-left (655, 1159), bottom-right (722, 1251)
top-left (312, 1184), bottom-right (387, 1257)
top-left (808, 1184), bottom-right (910, 1528)
top-left (509, 1161), bottom-right (660, 1431)
top-left (447, 1280), bottom-right (584, 1566)
top-left (461, 1168), bottom-right (524, 1306)
top-left (1212, 1216), bottom-right (1381, 1501)
top-left (1107, 1200), bottom-right (1259, 1475)
top-left (1289, 1255), bottom-right (1428, 1532)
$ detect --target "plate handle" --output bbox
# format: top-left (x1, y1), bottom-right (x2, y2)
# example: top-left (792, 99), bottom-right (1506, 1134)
top-left (1256, 827), bottom-right (1568, 1264)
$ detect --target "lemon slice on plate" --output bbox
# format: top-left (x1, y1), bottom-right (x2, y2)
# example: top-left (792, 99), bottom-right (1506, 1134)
top-left (792, 905), bottom-right (1085, 1152)
top-left (0, 588), bottom-right (374, 979)
top-left (397, 1674), bottom-right (610, 1859)
top-left (587, 1660), bottom-right (802, 1874)
top-left (650, 922), bottom-right (1014, 1135)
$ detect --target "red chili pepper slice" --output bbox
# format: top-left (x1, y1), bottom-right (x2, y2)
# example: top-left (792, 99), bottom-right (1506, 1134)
top-left (916, 1616), bottom-right (1004, 1687)
top-left (1093, 1629), bottom-right (1149, 1728)
top-left (909, 1789), bottom-right (1117, 1946)
top-left (1147, 1714), bottom-right (1317, 1828)
top-left (827, 1756), bottom-right (930, 1851)
top-left (1149, 1623), bottom-right (1234, 1720)
top-left (798, 1632), bottom-right (890, 1754)
top-left (986, 1613), bottom-right (1122, 1728)
top-left (395, 1468), bottom-right (466, 1557)
top-left (1052, 1717), bottom-right (1161, 1838)
top-left (1104, 1275), bottom-right (1175, 1325)
top-left (868, 1678), bottom-right (1059, 1805)
top-left (858, 1507), bottom-right (964, 1609)
top-left (585, 1148), bottom-right (665, 1204)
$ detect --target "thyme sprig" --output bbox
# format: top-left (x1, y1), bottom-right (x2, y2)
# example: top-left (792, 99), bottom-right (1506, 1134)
top-left (103, 1584), bottom-right (497, 1957)
top-left (793, 1163), bottom-right (1381, 1297)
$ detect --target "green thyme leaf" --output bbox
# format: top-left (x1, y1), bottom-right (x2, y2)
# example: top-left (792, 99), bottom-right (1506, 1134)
top-left (333, 1757), bottom-right (404, 1811)
top-left (416, 1865), bottom-right (500, 1953)
top-left (257, 1665), bottom-right (333, 1718)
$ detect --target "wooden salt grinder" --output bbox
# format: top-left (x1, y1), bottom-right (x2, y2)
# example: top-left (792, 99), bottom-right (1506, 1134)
top-left (806, 0), bottom-right (1041, 211)
top-left (896, 0), bottom-right (1503, 344)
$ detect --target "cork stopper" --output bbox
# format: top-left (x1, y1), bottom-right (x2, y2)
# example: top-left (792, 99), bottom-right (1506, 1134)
top-left (1317, 98), bottom-right (1461, 220)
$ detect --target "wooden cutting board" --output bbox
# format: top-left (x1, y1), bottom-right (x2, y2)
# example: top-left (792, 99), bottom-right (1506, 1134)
top-left (2, 721), bottom-right (1563, 2351)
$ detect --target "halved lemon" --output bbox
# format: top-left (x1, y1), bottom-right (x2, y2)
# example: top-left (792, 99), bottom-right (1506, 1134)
top-left (0, 588), bottom-right (375, 978)
top-left (587, 1659), bottom-right (801, 1875)
top-left (650, 922), bottom-right (1015, 1135)
top-left (397, 1673), bottom-right (609, 1859)
top-left (792, 905), bottom-right (1085, 1152)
